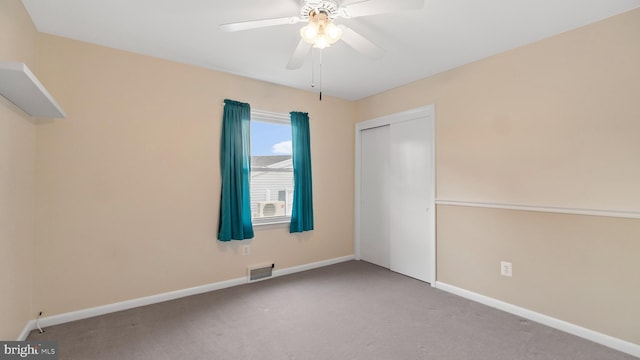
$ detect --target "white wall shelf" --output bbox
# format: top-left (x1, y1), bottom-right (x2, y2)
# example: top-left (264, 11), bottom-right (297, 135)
top-left (0, 61), bottom-right (65, 118)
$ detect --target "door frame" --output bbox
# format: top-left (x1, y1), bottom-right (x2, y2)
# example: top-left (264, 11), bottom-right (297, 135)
top-left (354, 104), bottom-right (436, 286)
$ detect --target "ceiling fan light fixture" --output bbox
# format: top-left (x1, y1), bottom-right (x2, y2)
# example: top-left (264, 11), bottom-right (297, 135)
top-left (315, 35), bottom-right (329, 49)
top-left (300, 22), bottom-right (319, 43)
top-left (299, 9), bottom-right (342, 49)
top-left (325, 22), bottom-right (343, 42)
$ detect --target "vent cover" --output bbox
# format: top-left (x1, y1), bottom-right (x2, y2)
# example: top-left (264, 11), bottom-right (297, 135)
top-left (248, 263), bottom-right (275, 282)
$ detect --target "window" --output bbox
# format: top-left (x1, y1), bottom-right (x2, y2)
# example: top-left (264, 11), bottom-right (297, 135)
top-left (250, 110), bottom-right (293, 225)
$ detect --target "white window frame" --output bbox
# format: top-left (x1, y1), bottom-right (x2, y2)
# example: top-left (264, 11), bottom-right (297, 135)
top-left (250, 109), bottom-right (293, 227)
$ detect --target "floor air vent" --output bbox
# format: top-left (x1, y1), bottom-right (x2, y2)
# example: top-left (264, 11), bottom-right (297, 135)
top-left (248, 263), bottom-right (275, 282)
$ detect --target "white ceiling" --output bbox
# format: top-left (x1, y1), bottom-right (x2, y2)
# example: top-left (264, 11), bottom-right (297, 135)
top-left (21, 0), bottom-right (640, 101)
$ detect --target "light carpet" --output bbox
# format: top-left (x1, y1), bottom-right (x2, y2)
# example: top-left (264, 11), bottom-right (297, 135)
top-left (28, 260), bottom-right (636, 359)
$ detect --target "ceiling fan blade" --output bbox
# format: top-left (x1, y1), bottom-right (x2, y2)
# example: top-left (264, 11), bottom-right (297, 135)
top-left (219, 16), bottom-right (301, 32)
top-left (339, 26), bottom-right (384, 59)
top-left (339, 0), bottom-right (424, 18)
top-left (287, 39), bottom-right (312, 70)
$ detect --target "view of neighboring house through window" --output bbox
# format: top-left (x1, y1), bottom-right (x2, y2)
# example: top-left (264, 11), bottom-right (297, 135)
top-left (250, 112), bottom-right (293, 224)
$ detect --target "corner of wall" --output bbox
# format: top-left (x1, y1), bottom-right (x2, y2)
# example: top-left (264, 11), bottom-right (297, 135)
top-left (0, 0), bottom-right (39, 341)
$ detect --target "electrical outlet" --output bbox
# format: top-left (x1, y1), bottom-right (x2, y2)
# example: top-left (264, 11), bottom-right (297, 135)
top-left (500, 261), bottom-right (513, 277)
top-left (242, 245), bottom-right (250, 256)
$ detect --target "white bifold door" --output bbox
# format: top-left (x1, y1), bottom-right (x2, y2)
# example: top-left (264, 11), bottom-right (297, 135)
top-left (357, 106), bottom-right (435, 283)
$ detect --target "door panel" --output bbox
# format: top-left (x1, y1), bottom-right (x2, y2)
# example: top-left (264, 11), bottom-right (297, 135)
top-left (389, 116), bottom-right (433, 282)
top-left (359, 125), bottom-right (390, 268)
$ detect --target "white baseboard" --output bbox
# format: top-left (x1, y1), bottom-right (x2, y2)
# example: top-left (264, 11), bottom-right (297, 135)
top-left (36, 277), bottom-right (247, 330)
top-left (273, 255), bottom-right (355, 278)
top-left (22, 255), bottom-right (354, 338)
top-left (435, 281), bottom-right (640, 358)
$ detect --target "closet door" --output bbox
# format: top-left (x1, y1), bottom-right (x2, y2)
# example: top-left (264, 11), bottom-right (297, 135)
top-left (359, 125), bottom-right (390, 268)
top-left (356, 105), bottom-right (435, 284)
top-left (389, 116), bottom-right (433, 282)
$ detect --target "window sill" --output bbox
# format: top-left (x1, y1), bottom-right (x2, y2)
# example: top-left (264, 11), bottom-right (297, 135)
top-left (253, 219), bottom-right (290, 230)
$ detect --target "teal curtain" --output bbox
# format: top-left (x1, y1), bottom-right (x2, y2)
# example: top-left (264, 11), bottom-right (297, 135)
top-left (289, 111), bottom-right (314, 233)
top-left (218, 99), bottom-right (254, 241)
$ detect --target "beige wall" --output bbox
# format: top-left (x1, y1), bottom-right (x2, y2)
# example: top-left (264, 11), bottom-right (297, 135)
top-left (4, 0), bottom-right (639, 346)
top-left (0, 0), bottom-right (38, 340)
top-left (438, 205), bottom-right (640, 344)
top-left (33, 34), bottom-right (355, 316)
top-left (356, 9), bottom-right (640, 344)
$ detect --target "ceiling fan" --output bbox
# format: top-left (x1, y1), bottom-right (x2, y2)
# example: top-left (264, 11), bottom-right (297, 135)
top-left (219, 0), bottom-right (425, 70)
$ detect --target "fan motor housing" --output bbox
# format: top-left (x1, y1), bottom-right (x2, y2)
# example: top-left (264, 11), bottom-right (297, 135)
top-left (300, 0), bottom-right (340, 20)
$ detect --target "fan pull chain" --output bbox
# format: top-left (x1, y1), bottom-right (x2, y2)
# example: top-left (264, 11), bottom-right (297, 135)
top-left (311, 49), bottom-right (315, 89)
top-left (319, 49), bottom-right (323, 101)
top-left (309, 49), bottom-right (323, 101)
